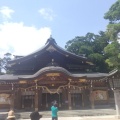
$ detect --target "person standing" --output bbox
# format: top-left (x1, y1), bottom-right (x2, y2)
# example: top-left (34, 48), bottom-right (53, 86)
top-left (30, 111), bottom-right (42, 120)
top-left (51, 102), bottom-right (58, 120)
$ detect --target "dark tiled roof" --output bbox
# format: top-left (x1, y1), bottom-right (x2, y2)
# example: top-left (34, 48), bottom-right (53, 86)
top-left (0, 66), bottom-right (109, 81)
top-left (7, 37), bottom-right (93, 65)
top-left (0, 74), bottom-right (20, 80)
top-left (73, 73), bottom-right (108, 78)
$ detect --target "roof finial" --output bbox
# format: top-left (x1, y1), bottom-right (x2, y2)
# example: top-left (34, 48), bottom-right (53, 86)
top-left (45, 35), bottom-right (57, 44)
top-left (50, 35), bottom-right (52, 38)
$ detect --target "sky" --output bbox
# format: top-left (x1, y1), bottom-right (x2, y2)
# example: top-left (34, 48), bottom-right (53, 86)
top-left (0, 0), bottom-right (117, 57)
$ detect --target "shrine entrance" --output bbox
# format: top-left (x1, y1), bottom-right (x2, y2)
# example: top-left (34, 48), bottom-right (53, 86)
top-left (71, 93), bottom-right (82, 109)
top-left (21, 91), bottom-right (35, 110)
top-left (22, 95), bottom-right (34, 109)
top-left (41, 93), bottom-right (62, 110)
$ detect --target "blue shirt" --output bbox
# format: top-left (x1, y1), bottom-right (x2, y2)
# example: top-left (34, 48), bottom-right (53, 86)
top-left (51, 106), bottom-right (58, 117)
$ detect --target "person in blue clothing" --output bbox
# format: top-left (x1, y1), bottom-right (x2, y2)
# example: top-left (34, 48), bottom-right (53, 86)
top-left (51, 101), bottom-right (58, 120)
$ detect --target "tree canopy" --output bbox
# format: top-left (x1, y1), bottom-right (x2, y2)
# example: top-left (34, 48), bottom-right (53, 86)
top-left (104, 0), bottom-right (120, 23)
top-left (65, 0), bottom-right (120, 72)
top-left (103, 0), bottom-right (120, 70)
top-left (0, 53), bottom-right (12, 74)
top-left (65, 32), bottom-right (110, 72)
top-left (104, 41), bottom-right (120, 69)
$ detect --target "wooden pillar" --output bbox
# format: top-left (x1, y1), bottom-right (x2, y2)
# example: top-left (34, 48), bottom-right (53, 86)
top-left (68, 88), bottom-right (72, 110)
top-left (38, 89), bottom-right (42, 110)
top-left (35, 90), bottom-right (39, 111)
top-left (10, 92), bottom-right (15, 109)
top-left (82, 91), bottom-right (85, 108)
top-left (10, 83), bottom-right (15, 109)
top-left (22, 95), bottom-right (24, 109)
top-left (90, 91), bottom-right (95, 109)
top-left (16, 90), bottom-right (21, 109)
top-left (62, 89), bottom-right (67, 109)
top-left (58, 93), bottom-right (61, 107)
top-left (90, 90), bottom-right (95, 109)
top-left (90, 81), bottom-right (95, 109)
top-left (62, 89), bottom-right (67, 102)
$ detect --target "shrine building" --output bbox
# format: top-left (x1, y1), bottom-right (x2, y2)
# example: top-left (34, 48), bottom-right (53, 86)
top-left (0, 37), bottom-right (117, 111)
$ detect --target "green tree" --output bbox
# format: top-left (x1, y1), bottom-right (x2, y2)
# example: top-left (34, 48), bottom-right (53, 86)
top-left (106, 23), bottom-right (120, 41)
top-left (0, 53), bottom-right (12, 74)
top-left (104, 41), bottom-right (120, 69)
top-left (65, 32), bottom-right (109, 72)
top-left (104, 0), bottom-right (120, 41)
top-left (88, 53), bottom-right (106, 72)
top-left (104, 0), bottom-right (120, 23)
top-left (104, 0), bottom-right (120, 69)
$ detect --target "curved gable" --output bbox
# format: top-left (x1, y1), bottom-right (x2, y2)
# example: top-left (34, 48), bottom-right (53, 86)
top-left (7, 37), bottom-right (94, 74)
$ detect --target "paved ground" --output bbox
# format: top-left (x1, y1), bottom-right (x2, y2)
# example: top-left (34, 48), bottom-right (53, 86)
top-left (16, 116), bottom-right (117, 120)
top-left (0, 108), bottom-right (119, 120)
top-left (18, 109), bottom-right (116, 118)
top-left (19, 116), bottom-right (118, 120)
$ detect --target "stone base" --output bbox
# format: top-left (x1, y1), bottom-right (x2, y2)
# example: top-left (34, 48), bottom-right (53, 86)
top-left (115, 115), bottom-right (120, 119)
top-left (35, 108), bottom-right (38, 111)
top-left (69, 106), bottom-right (72, 110)
top-left (91, 105), bottom-right (95, 109)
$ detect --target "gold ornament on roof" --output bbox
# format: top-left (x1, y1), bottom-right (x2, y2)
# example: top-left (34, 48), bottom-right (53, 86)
top-left (19, 81), bottom-right (27, 84)
top-left (79, 79), bottom-right (87, 82)
top-left (46, 73), bottom-right (60, 77)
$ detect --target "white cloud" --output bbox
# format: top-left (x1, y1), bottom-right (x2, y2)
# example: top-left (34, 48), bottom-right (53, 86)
top-left (0, 6), bottom-right (14, 20)
top-left (0, 6), bottom-right (52, 58)
top-left (38, 8), bottom-right (56, 21)
top-left (0, 22), bottom-right (51, 57)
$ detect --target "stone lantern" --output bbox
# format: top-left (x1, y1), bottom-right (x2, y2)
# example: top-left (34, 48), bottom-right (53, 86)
top-left (109, 74), bottom-right (120, 119)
